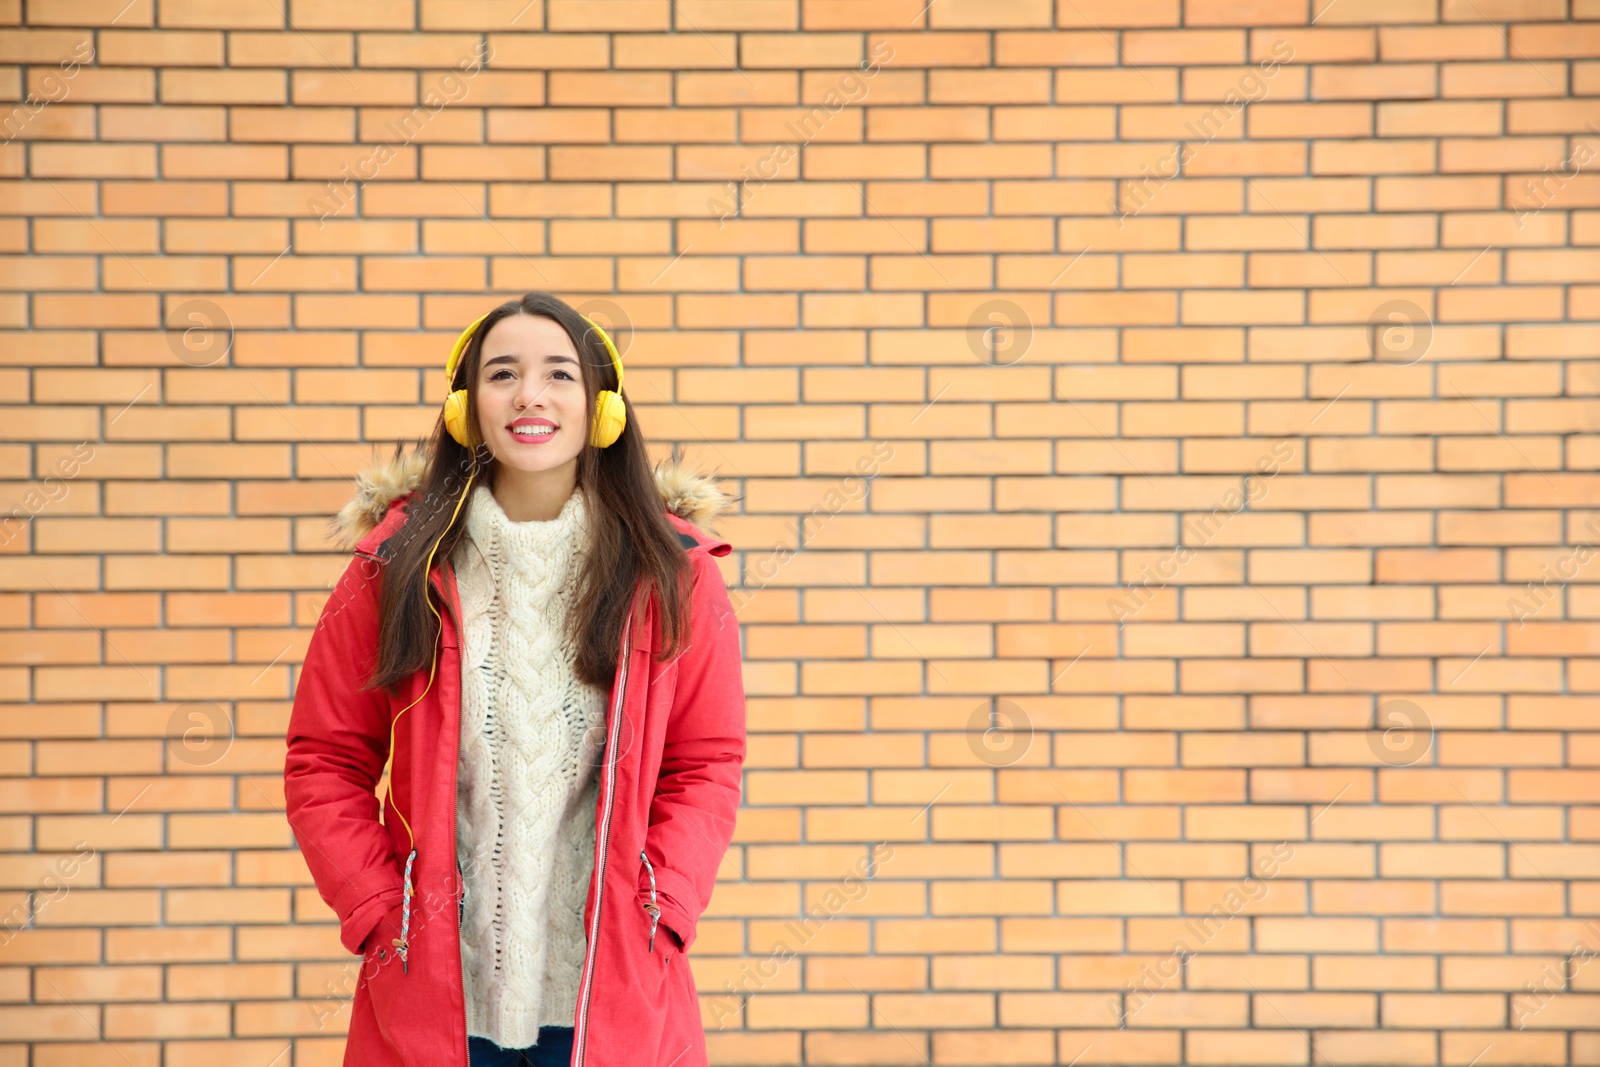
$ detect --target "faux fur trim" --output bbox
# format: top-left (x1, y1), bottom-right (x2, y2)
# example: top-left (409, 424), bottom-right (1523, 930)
top-left (326, 441), bottom-right (736, 551)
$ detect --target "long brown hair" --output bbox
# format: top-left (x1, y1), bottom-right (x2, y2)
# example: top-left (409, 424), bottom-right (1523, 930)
top-left (366, 292), bottom-right (692, 693)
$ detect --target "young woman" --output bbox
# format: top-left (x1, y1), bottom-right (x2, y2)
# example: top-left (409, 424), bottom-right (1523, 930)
top-left (284, 292), bottom-right (747, 1067)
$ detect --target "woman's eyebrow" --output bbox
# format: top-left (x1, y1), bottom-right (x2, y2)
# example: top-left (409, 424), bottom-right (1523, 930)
top-left (482, 353), bottom-right (580, 368)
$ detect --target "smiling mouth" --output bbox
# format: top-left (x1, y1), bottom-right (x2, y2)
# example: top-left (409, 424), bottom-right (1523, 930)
top-left (509, 425), bottom-right (557, 437)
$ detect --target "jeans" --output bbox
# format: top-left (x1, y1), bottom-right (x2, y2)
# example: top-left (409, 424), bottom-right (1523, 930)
top-left (468, 1026), bottom-right (575, 1066)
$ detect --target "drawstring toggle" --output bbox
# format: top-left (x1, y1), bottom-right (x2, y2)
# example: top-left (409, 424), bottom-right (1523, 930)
top-left (394, 847), bottom-right (417, 975)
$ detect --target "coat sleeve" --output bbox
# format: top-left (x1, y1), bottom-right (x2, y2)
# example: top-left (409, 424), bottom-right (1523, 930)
top-left (283, 553), bottom-right (406, 956)
top-left (641, 548), bottom-right (747, 954)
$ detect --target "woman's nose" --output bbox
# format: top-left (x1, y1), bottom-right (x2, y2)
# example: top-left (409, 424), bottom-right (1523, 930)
top-left (515, 379), bottom-right (550, 410)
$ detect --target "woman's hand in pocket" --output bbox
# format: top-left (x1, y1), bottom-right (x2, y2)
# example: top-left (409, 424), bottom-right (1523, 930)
top-left (361, 900), bottom-right (407, 963)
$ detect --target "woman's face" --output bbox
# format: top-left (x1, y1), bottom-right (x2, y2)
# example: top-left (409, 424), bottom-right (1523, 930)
top-left (473, 312), bottom-right (588, 475)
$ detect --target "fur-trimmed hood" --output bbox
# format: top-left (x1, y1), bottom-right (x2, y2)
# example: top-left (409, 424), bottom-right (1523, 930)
top-left (326, 443), bottom-right (736, 553)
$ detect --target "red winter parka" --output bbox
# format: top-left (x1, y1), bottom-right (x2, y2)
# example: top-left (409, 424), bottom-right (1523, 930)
top-left (284, 450), bottom-right (746, 1067)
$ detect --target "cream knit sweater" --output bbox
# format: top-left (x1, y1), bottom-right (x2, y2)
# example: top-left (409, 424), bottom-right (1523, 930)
top-left (451, 481), bottom-right (609, 1048)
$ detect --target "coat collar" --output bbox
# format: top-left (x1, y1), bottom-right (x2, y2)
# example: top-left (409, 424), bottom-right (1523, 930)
top-left (326, 443), bottom-right (735, 561)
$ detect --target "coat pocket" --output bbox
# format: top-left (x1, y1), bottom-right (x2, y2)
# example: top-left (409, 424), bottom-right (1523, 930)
top-left (639, 849), bottom-right (684, 969)
top-left (359, 902), bottom-right (408, 1045)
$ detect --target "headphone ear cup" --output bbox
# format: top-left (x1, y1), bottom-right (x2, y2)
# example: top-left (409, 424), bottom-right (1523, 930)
top-left (443, 389), bottom-right (473, 446)
top-left (590, 389), bottom-right (627, 448)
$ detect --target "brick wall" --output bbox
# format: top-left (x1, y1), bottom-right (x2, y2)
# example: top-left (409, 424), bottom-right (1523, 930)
top-left (4, 0), bottom-right (1600, 1064)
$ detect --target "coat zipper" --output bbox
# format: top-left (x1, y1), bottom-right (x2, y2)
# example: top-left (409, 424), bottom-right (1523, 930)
top-left (434, 559), bottom-right (472, 1067)
top-left (429, 551), bottom-right (638, 1065)
top-left (573, 603), bottom-right (635, 1067)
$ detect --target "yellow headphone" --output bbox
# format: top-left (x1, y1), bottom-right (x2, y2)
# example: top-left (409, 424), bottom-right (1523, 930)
top-left (441, 310), bottom-right (627, 450)
top-left (380, 307), bottom-right (628, 975)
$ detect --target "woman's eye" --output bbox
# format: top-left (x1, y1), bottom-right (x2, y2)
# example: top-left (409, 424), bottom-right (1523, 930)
top-left (488, 368), bottom-right (573, 381)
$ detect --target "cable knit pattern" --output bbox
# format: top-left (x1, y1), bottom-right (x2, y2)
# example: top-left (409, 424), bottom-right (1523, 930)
top-left (451, 481), bottom-right (608, 1048)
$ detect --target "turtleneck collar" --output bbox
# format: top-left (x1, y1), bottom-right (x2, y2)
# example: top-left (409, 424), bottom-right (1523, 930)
top-left (461, 480), bottom-right (590, 565)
